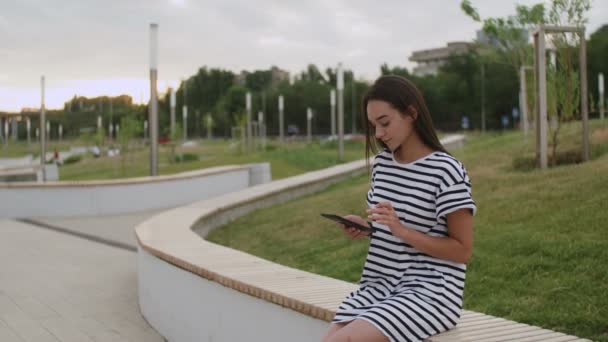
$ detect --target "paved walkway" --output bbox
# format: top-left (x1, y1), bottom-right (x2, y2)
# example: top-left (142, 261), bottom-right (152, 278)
top-left (0, 217), bottom-right (165, 342)
top-left (24, 210), bottom-right (165, 251)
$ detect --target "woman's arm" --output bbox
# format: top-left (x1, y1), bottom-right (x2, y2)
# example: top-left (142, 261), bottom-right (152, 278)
top-left (367, 202), bottom-right (473, 264)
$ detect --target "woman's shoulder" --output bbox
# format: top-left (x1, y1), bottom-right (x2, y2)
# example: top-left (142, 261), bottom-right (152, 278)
top-left (372, 149), bottom-right (392, 164)
top-left (425, 151), bottom-right (469, 183)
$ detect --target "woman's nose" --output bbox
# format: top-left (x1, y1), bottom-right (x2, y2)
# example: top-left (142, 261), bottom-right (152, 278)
top-left (375, 127), bottom-right (384, 139)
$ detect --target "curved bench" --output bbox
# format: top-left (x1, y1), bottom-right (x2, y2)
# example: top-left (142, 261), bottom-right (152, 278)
top-left (0, 163), bottom-right (270, 218)
top-left (136, 143), bottom-right (590, 342)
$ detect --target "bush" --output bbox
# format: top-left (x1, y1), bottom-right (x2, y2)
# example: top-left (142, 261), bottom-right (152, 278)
top-left (180, 153), bottom-right (199, 162)
top-left (513, 150), bottom-right (584, 171)
top-left (63, 154), bottom-right (82, 165)
top-left (171, 153), bottom-right (199, 163)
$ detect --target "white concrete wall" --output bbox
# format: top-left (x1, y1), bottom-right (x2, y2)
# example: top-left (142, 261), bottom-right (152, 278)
top-left (0, 164), bottom-right (271, 218)
top-left (0, 155), bottom-right (33, 167)
top-left (138, 246), bottom-right (328, 342)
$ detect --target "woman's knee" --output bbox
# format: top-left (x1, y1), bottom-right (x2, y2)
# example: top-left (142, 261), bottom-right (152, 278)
top-left (326, 319), bottom-right (388, 342)
top-left (321, 323), bottom-right (347, 342)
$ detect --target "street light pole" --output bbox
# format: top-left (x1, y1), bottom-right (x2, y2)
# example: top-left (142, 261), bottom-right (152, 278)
top-left (40, 76), bottom-right (46, 182)
top-left (599, 73), bottom-right (605, 121)
top-left (351, 74), bottom-right (356, 134)
top-left (481, 63), bottom-right (486, 133)
top-left (148, 23), bottom-right (159, 176)
top-left (337, 63), bottom-right (344, 161)
top-left (330, 89), bottom-right (336, 137)
top-left (278, 95), bottom-right (284, 142)
top-left (170, 87), bottom-right (176, 137)
top-left (246, 92), bottom-right (252, 152)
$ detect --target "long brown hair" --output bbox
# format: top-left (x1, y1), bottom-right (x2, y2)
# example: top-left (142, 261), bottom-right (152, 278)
top-left (362, 75), bottom-right (447, 165)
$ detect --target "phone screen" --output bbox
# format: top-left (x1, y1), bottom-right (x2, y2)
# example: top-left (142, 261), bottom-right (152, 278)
top-left (320, 213), bottom-right (373, 233)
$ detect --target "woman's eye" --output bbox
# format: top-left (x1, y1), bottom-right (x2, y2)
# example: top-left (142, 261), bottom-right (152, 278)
top-left (380, 122), bottom-right (389, 127)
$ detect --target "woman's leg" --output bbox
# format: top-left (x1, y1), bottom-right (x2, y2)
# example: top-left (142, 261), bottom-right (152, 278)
top-left (321, 322), bottom-right (348, 342)
top-left (326, 319), bottom-right (389, 342)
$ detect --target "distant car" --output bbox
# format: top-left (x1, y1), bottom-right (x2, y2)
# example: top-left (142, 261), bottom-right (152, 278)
top-left (287, 124), bottom-right (299, 136)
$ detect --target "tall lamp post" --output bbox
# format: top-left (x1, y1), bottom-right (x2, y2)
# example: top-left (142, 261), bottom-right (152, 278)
top-left (246, 92), bottom-right (252, 152)
top-left (337, 63), bottom-right (344, 160)
top-left (599, 73), bottom-right (605, 120)
top-left (278, 95), bottom-right (284, 142)
top-left (40, 76), bottom-right (46, 182)
top-left (330, 89), bottom-right (336, 137)
top-left (148, 23), bottom-right (159, 176)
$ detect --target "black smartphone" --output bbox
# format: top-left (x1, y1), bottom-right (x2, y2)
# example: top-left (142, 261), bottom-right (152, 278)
top-left (320, 213), bottom-right (373, 233)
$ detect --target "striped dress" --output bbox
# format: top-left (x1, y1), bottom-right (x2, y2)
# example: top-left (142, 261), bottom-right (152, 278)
top-left (333, 150), bottom-right (477, 342)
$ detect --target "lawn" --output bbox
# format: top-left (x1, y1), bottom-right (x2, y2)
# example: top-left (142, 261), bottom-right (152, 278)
top-left (1, 138), bottom-right (367, 181)
top-left (207, 120), bottom-right (608, 341)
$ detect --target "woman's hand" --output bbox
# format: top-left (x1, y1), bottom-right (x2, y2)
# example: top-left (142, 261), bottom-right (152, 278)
top-left (340, 215), bottom-right (370, 239)
top-left (367, 202), bottom-right (406, 235)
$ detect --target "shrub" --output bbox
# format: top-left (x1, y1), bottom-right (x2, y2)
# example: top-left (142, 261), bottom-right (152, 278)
top-left (63, 154), bottom-right (82, 165)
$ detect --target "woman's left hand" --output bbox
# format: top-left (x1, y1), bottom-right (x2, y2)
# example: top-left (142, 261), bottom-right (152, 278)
top-left (367, 202), bottom-right (405, 234)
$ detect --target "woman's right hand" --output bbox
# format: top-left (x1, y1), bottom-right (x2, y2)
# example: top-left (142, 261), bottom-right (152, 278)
top-left (340, 215), bottom-right (371, 239)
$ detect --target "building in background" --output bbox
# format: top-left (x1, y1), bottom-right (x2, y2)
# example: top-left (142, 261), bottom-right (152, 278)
top-left (409, 41), bottom-right (474, 77)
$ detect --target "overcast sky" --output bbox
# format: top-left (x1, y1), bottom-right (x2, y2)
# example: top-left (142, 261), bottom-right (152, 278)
top-left (1, 0), bottom-right (606, 111)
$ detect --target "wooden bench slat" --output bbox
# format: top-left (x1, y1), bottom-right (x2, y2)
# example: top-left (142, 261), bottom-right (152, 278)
top-left (437, 319), bottom-right (515, 336)
top-left (479, 329), bottom-right (565, 342)
top-left (513, 332), bottom-right (573, 342)
top-left (457, 323), bottom-right (536, 339)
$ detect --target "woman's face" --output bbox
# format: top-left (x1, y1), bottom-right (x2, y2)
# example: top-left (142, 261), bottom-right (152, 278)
top-left (366, 99), bottom-right (415, 152)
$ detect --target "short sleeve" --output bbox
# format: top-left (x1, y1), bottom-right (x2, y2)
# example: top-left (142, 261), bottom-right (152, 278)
top-left (436, 164), bottom-right (476, 220)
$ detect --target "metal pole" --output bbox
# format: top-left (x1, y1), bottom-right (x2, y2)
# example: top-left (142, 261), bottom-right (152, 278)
top-left (26, 118), bottom-right (31, 145)
top-left (599, 73), bottom-right (605, 121)
top-left (520, 66), bottom-right (529, 137)
top-left (183, 107), bottom-right (188, 141)
top-left (4, 120), bottom-right (8, 147)
top-left (307, 108), bottom-right (312, 143)
top-left (170, 87), bottom-right (176, 137)
top-left (40, 76), bottom-right (46, 182)
top-left (330, 89), bottom-right (336, 137)
top-left (278, 95), bottom-right (284, 142)
top-left (246, 92), bottom-right (252, 152)
top-left (481, 63), bottom-right (486, 132)
top-left (258, 111), bottom-right (265, 150)
top-left (337, 63), bottom-right (344, 160)
top-left (109, 97), bottom-right (113, 135)
top-left (351, 74), bottom-right (356, 134)
top-left (580, 29), bottom-right (589, 162)
top-left (149, 23), bottom-right (159, 176)
top-left (11, 117), bottom-right (17, 141)
top-left (182, 79), bottom-right (187, 140)
top-left (534, 27), bottom-right (548, 169)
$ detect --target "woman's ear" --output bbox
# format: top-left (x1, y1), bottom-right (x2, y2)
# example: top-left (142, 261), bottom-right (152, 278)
top-left (407, 105), bottom-right (419, 121)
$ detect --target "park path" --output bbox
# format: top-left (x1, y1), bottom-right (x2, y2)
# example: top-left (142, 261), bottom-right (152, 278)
top-left (0, 211), bottom-right (166, 342)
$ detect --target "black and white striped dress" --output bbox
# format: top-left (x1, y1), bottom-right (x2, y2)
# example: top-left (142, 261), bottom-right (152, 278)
top-left (333, 150), bottom-right (477, 342)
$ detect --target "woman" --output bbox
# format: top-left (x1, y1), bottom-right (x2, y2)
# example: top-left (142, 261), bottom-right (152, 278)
top-left (322, 75), bottom-right (476, 342)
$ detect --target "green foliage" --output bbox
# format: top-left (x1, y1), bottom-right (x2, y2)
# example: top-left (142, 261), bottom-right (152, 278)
top-left (62, 154), bottom-right (82, 165)
top-left (172, 152), bottom-right (199, 163)
top-left (588, 25), bottom-right (608, 106)
top-left (379, 63), bottom-right (410, 78)
top-left (167, 124), bottom-right (184, 164)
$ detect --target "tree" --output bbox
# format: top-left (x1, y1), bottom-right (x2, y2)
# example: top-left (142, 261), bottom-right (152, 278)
top-left (587, 25), bottom-right (608, 113)
top-left (117, 116), bottom-right (141, 174)
top-left (461, 1), bottom-right (545, 131)
top-left (545, 0), bottom-right (591, 165)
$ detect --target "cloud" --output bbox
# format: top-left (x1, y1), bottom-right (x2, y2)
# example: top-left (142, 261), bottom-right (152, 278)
top-left (1, 0), bottom-right (606, 111)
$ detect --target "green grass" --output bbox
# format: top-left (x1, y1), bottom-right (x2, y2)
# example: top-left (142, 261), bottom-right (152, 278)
top-left (1, 138), bottom-right (366, 181)
top-left (207, 120), bottom-right (608, 341)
